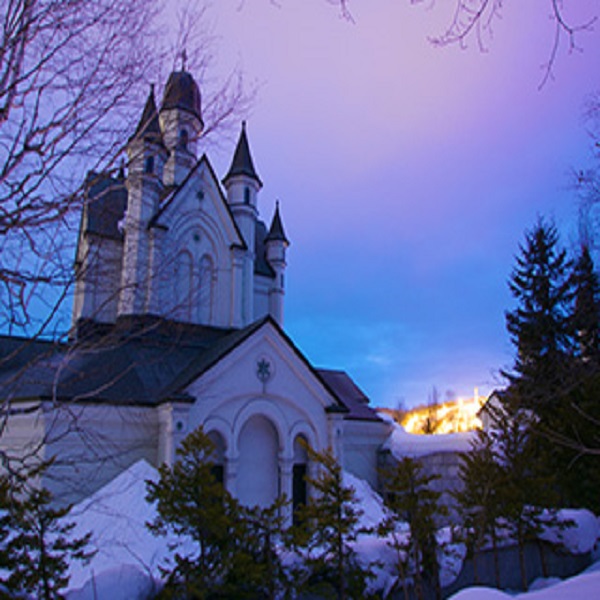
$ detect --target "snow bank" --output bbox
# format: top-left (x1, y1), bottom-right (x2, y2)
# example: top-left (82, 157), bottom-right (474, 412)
top-left (342, 470), bottom-right (389, 530)
top-left (383, 423), bottom-right (477, 459)
top-left (64, 459), bottom-right (193, 598)
top-left (450, 561), bottom-right (600, 599)
top-left (539, 509), bottom-right (599, 554)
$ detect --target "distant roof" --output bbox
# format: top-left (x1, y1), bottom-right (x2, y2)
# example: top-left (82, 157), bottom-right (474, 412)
top-left (265, 202), bottom-right (289, 245)
top-left (223, 122), bottom-right (262, 187)
top-left (317, 369), bottom-right (382, 422)
top-left (161, 71), bottom-right (202, 124)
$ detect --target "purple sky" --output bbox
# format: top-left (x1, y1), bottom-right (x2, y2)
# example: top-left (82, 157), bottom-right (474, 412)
top-left (200, 1), bottom-right (600, 408)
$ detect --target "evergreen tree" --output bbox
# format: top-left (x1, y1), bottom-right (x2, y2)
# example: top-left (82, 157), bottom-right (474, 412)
top-left (0, 466), bottom-right (93, 600)
top-left (505, 219), bottom-right (573, 413)
top-left (571, 244), bottom-right (600, 365)
top-left (486, 403), bottom-right (562, 589)
top-left (146, 427), bottom-right (236, 598)
top-left (147, 426), bottom-right (290, 599)
top-left (454, 429), bottom-right (503, 587)
top-left (381, 457), bottom-right (446, 600)
top-left (290, 445), bottom-right (375, 600)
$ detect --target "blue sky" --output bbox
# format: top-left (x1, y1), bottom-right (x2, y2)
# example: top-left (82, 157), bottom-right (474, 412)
top-left (197, 0), bottom-right (600, 408)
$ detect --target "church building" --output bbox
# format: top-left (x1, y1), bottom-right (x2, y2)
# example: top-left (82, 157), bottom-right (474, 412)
top-left (0, 69), bottom-right (390, 519)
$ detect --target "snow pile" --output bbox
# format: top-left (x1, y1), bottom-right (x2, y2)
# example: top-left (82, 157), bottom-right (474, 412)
top-left (342, 470), bottom-right (389, 530)
top-left (383, 423), bottom-right (477, 459)
top-left (449, 562), bottom-right (600, 599)
top-left (539, 509), bottom-right (599, 554)
top-left (64, 460), bottom-right (193, 599)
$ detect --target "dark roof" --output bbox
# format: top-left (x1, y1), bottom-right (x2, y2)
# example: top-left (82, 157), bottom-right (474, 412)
top-left (265, 202), bottom-right (289, 244)
top-left (0, 317), bottom-right (371, 422)
top-left (82, 173), bottom-right (127, 240)
top-left (161, 71), bottom-right (203, 124)
top-left (316, 369), bottom-right (382, 422)
top-left (133, 86), bottom-right (163, 143)
top-left (0, 316), bottom-right (252, 405)
top-left (222, 122), bottom-right (262, 187)
top-left (254, 220), bottom-right (275, 278)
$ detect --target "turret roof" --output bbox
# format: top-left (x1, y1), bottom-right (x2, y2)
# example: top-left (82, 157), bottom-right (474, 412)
top-left (223, 122), bottom-right (262, 187)
top-left (133, 85), bottom-right (163, 142)
top-left (161, 70), bottom-right (202, 123)
top-left (265, 201), bottom-right (289, 244)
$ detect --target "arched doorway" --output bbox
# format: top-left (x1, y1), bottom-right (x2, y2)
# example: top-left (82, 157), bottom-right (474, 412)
top-left (237, 415), bottom-right (279, 508)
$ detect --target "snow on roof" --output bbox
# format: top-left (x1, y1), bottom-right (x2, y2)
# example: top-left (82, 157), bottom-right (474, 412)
top-left (383, 422), bottom-right (477, 459)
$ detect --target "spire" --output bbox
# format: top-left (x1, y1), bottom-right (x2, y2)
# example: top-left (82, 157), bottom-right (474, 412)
top-left (266, 201), bottom-right (289, 244)
top-left (133, 84), bottom-right (163, 142)
top-left (223, 121), bottom-right (262, 187)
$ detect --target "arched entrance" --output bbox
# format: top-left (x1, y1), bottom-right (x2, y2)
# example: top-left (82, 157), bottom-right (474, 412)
top-left (237, 415), bottom-right (279, 508)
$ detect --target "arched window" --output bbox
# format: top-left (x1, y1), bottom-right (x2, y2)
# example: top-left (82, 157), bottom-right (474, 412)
top-left (173, 250), bottom-right (193, 321)
top-left (198, 254), bottom-right (214, 324)
top-left (244, 186), bottom-right (250, 205)
top-left (207, 430), bottom-right (226, 484)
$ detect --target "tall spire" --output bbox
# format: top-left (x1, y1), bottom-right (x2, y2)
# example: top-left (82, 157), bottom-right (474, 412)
top-left (266, 201), bottom-right (289, 244)
top-left (133, 84), bottom-right (162, 141)
top-left (223, 121), bottom-right (262, 187)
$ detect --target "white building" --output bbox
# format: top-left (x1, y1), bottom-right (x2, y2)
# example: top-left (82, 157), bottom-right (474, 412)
top-left (0, 69), bottom-right (390, 520)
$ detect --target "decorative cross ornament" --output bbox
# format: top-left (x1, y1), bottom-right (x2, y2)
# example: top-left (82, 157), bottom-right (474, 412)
top-left (256, 358), bottom-right (272, 383)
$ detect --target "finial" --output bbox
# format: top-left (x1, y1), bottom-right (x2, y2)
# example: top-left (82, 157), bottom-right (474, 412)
top-left (150, 83), bottom-right (155, 94)
top-left (181, 49), bottom-right (188, 71)
top-left (242, 120), bottom-right (247, 130)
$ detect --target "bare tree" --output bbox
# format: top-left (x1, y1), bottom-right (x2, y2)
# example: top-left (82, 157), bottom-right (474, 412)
top-left (0, 0), bottom-right (253, 338)
top-left (0, 0), bottom-right (254, 499)
top-left (328, 1), bottom-right (596, 88)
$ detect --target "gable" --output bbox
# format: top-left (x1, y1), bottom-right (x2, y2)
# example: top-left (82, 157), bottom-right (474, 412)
top-left (183, 318), bottom-right (345, 415)
top-left (151, 155), bottom-right (245, 251)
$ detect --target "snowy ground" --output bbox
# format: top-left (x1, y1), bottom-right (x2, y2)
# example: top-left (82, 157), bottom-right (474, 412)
top-left (63, 459), bottom-right (600, 600)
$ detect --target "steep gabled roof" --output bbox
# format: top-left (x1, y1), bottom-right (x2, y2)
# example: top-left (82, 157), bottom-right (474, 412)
top-left (222, 122), bottom-right (262, 187)
top-left (148, 154), bottom-right (247, 251)
top-left (132, 86), bottom-right (164, 143)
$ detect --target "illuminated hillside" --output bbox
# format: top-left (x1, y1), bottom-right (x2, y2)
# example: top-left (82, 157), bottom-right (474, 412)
top-left (381, 390), bottom-right (486, 434)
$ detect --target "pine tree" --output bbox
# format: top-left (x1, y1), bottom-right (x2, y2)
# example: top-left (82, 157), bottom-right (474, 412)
top-left (381, 457), bottom-right (446, 600)
top-left (290, 445), bottom-right (375, 600)
top-left (487, 403), bottom-right (561, 590)
top-left (571, 244), bottom-right (600, 365)
top-left (0, 466), bottom-right (93, 600)
top-left (505, 218), bottom-right (573, 413)
top-left (454, 429), bottom-right (503, 587)
top-left (146, 426), bottom-right (290, 599)
top-left (146, 426), bottom-right (236, 598)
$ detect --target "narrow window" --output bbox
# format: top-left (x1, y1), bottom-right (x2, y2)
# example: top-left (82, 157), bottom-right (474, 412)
top-left (244, 186), bottom-right (250, 204)
top-left (179, 129), bottom-right (188, 150)
top-left (144, 155), bottom-right (154, 174)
